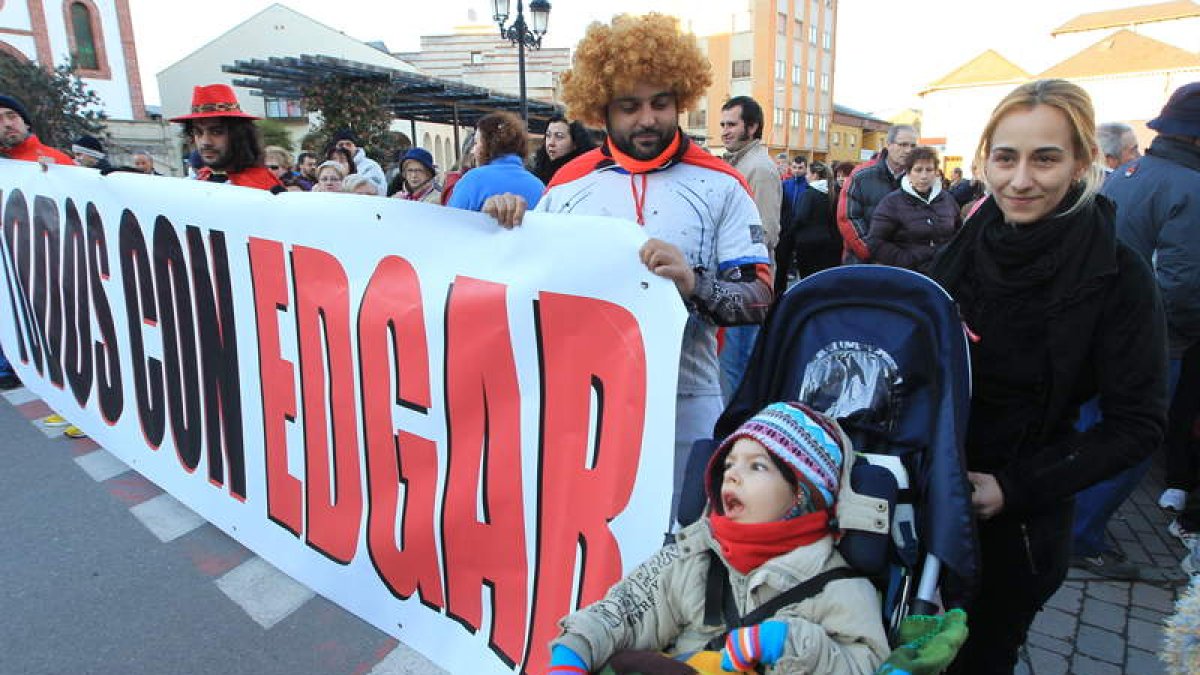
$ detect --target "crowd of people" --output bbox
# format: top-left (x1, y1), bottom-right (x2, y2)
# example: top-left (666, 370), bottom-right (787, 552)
top-left (2, 10), bottom-right (1199, 674)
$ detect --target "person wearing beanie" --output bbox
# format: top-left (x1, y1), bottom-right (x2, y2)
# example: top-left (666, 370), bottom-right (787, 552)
top-left (1071, 81), bottom-right (1200, 578)
top-left (71, 134), bottom-right (111, 171)
top-left (0, 94), bottom-right (74, 166)
top-left (390, 147), bottom-right (442, 203)
top-left (0, 94), bottom-right (85, 435)
top-left (547, 402), bottom-right (888, 674)
top-left (332, 128), bottom-right (386, 196)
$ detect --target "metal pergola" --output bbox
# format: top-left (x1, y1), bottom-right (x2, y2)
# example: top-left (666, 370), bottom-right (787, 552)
top-left (223, 54), bottom-right (564, 159)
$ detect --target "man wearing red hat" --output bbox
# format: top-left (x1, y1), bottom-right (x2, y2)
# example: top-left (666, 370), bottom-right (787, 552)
top-left (170, 84), bottom-right (280, 191)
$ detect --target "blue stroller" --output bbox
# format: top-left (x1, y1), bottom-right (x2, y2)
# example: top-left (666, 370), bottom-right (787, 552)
top-left (679, 265), bottom-right (979, 668)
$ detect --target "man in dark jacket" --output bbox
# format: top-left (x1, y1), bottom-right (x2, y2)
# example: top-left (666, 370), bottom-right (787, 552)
top-left (1096, 121), bottom-right (1141, 174)
top-left (836, 125), bottom-right (916, 263)
top-left (1070, 82), bottom-right (1200, 578)
top-left (781, 155), bottom-right (808, 230)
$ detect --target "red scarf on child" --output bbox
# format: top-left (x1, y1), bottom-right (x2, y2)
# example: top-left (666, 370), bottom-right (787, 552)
top-left (709, 511), bottom-right (830, 575)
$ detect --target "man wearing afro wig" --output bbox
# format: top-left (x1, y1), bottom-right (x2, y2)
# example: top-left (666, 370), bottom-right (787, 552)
top-left (483, 14), bottom-right (773, 523)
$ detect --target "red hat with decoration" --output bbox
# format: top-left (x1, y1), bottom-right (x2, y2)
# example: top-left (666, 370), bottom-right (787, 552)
top-left (170, 84), bottom-right (259, 122)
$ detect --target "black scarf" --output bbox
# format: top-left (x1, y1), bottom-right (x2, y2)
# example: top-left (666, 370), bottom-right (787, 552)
top-left (533, 145), bottom-right (591, 185)
top-left (932, 188), bottom-right (1118, 311)
top-left (932, 189), bottom-right (1119, 468)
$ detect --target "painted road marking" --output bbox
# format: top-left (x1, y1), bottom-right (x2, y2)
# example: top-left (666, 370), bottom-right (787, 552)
top-left (216, 556), bottom-right (315, 630)
top-left (1, 387), bottom-right (38, 405)
top-left (74, 448), bottom-right (130, 482)
top-left (367, 642), bottom-right (449, 675)
top-left (129, 493), bottom-right (206, 543)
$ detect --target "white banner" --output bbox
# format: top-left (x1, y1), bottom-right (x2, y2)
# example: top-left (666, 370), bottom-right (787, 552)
top-left (0, 159), bottom-right (686, 674)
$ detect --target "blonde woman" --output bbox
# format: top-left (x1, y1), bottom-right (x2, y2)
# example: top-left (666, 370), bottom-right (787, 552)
top-left (930, 79), bottom-right (1167, 673)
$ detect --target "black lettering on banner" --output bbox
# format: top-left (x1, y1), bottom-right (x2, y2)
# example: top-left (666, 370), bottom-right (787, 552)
top-left (62, 199), bottom-right (93, 405)
top-left (187, 226), bottom-right (245, 498)
top-left (0, 190), bottom-right (38, 366)
top-left (87, 202), bottom-right (123, 423)
top-left (119, 209), bottom-right (165, 448)
top-left (9, 191), bottom-right (43, 373)
top-left (32, 196), bottom-right (64, 388)
top-left (153, 216), bottom-right (202, 470)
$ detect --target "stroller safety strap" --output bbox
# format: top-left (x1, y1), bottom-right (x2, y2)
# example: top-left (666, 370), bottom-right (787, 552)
top-left (702, 550), bottom-right (859, 650)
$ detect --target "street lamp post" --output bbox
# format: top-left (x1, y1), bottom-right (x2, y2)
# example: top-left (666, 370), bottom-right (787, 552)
top-left (492, 0), bottom-right (551, 123)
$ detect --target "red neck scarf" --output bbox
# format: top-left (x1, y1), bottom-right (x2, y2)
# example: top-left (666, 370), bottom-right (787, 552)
top-left (605, 132), bottom-right (681, 174)
top-left (546, 129), bottom-right (752, 195)
top-left (709, 511), bottom-right (830, 575)
top-left (404, 181), bottom-right (437, 201)
top-left (196, 165), bottom-right (281, 191)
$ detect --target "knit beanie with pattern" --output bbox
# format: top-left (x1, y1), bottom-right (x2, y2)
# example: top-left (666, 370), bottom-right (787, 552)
top-left (708, 402), bottom-right (845, 512)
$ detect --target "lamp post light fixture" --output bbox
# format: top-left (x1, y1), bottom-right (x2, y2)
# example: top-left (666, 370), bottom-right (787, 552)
top-left (492, 0), bottom-right (551, 123)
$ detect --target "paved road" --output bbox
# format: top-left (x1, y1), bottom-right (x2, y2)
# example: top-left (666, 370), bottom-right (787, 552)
top-left (0, 386), bottom-right (444, 675)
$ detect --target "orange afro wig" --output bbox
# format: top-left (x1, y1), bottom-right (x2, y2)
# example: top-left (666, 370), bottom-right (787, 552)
top-left (561, 13), bottom-right (713, 127)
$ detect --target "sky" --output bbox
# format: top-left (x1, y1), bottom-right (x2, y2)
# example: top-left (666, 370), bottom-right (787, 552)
top-left (128, 0), bottom-right (1147, 113)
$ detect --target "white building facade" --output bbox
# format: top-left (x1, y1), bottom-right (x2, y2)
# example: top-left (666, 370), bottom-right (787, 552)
top-left (0, 0), bottom-right (145, 119)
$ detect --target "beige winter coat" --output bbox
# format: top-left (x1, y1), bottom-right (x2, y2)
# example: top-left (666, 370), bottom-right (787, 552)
top-left (725, 139), bottom-right (783, 253)
top-left (552, 519), bottom-right (889, 674)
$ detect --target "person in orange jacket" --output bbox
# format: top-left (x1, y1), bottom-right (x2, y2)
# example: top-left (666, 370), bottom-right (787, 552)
top-left (0, 94), bottom-right (74, 166)
top-left (0, 94), bottom-right (88, 437)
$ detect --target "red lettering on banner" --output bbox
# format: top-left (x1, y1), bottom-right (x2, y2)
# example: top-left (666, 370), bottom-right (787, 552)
top-left (247, 237), bottom-right (302, 535)
top-left (442, 276), bottom-right (528, 669)
top-left (292, 246), bottom-right (363, 564)
top-left (358, 256), bottom-right (444, 607)
top-left (524, 292), bottom-right (648, 672)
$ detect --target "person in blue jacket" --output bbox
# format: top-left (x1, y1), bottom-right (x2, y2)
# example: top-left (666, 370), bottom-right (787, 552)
top-left (447, 111), bottom-right (544, 212)
top-left (1069, 82), bottom-right (1200, 577)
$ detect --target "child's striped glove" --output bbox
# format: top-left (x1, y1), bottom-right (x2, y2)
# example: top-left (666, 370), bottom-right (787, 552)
top-left (720, 621), bottom-right (788, 672)
top-left (548, 644), bottom-right (589, 674)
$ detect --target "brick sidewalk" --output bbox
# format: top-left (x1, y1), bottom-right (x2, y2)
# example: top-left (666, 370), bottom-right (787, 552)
top-left (1016, 460), bottom-right (1189, 675)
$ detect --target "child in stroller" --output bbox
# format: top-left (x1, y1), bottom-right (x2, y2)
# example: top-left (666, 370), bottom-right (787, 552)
top-left (547, 402), bottom-right (889, 674)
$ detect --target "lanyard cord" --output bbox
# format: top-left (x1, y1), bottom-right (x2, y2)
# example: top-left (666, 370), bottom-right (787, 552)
top-left (629, 173), bottom-right (648, 226)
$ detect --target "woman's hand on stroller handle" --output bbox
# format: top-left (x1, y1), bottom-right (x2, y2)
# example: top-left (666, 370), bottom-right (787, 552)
top-left (968, 471), bottom-right (1005, 519)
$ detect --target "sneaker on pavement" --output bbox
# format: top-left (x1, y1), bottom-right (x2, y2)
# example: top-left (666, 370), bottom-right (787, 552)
top-left (63, 425), bottom-right (88, 439)
top-left (1160, 488), bottom-right (1188, 512)
top-left (1070, 550), bottom-right (1141, 580)
top-left (43, 413), bottom-right (70, 427)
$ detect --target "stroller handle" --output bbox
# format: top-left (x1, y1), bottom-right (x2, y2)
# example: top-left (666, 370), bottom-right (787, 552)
top-left (912, 554), bottom-right (941, 616)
